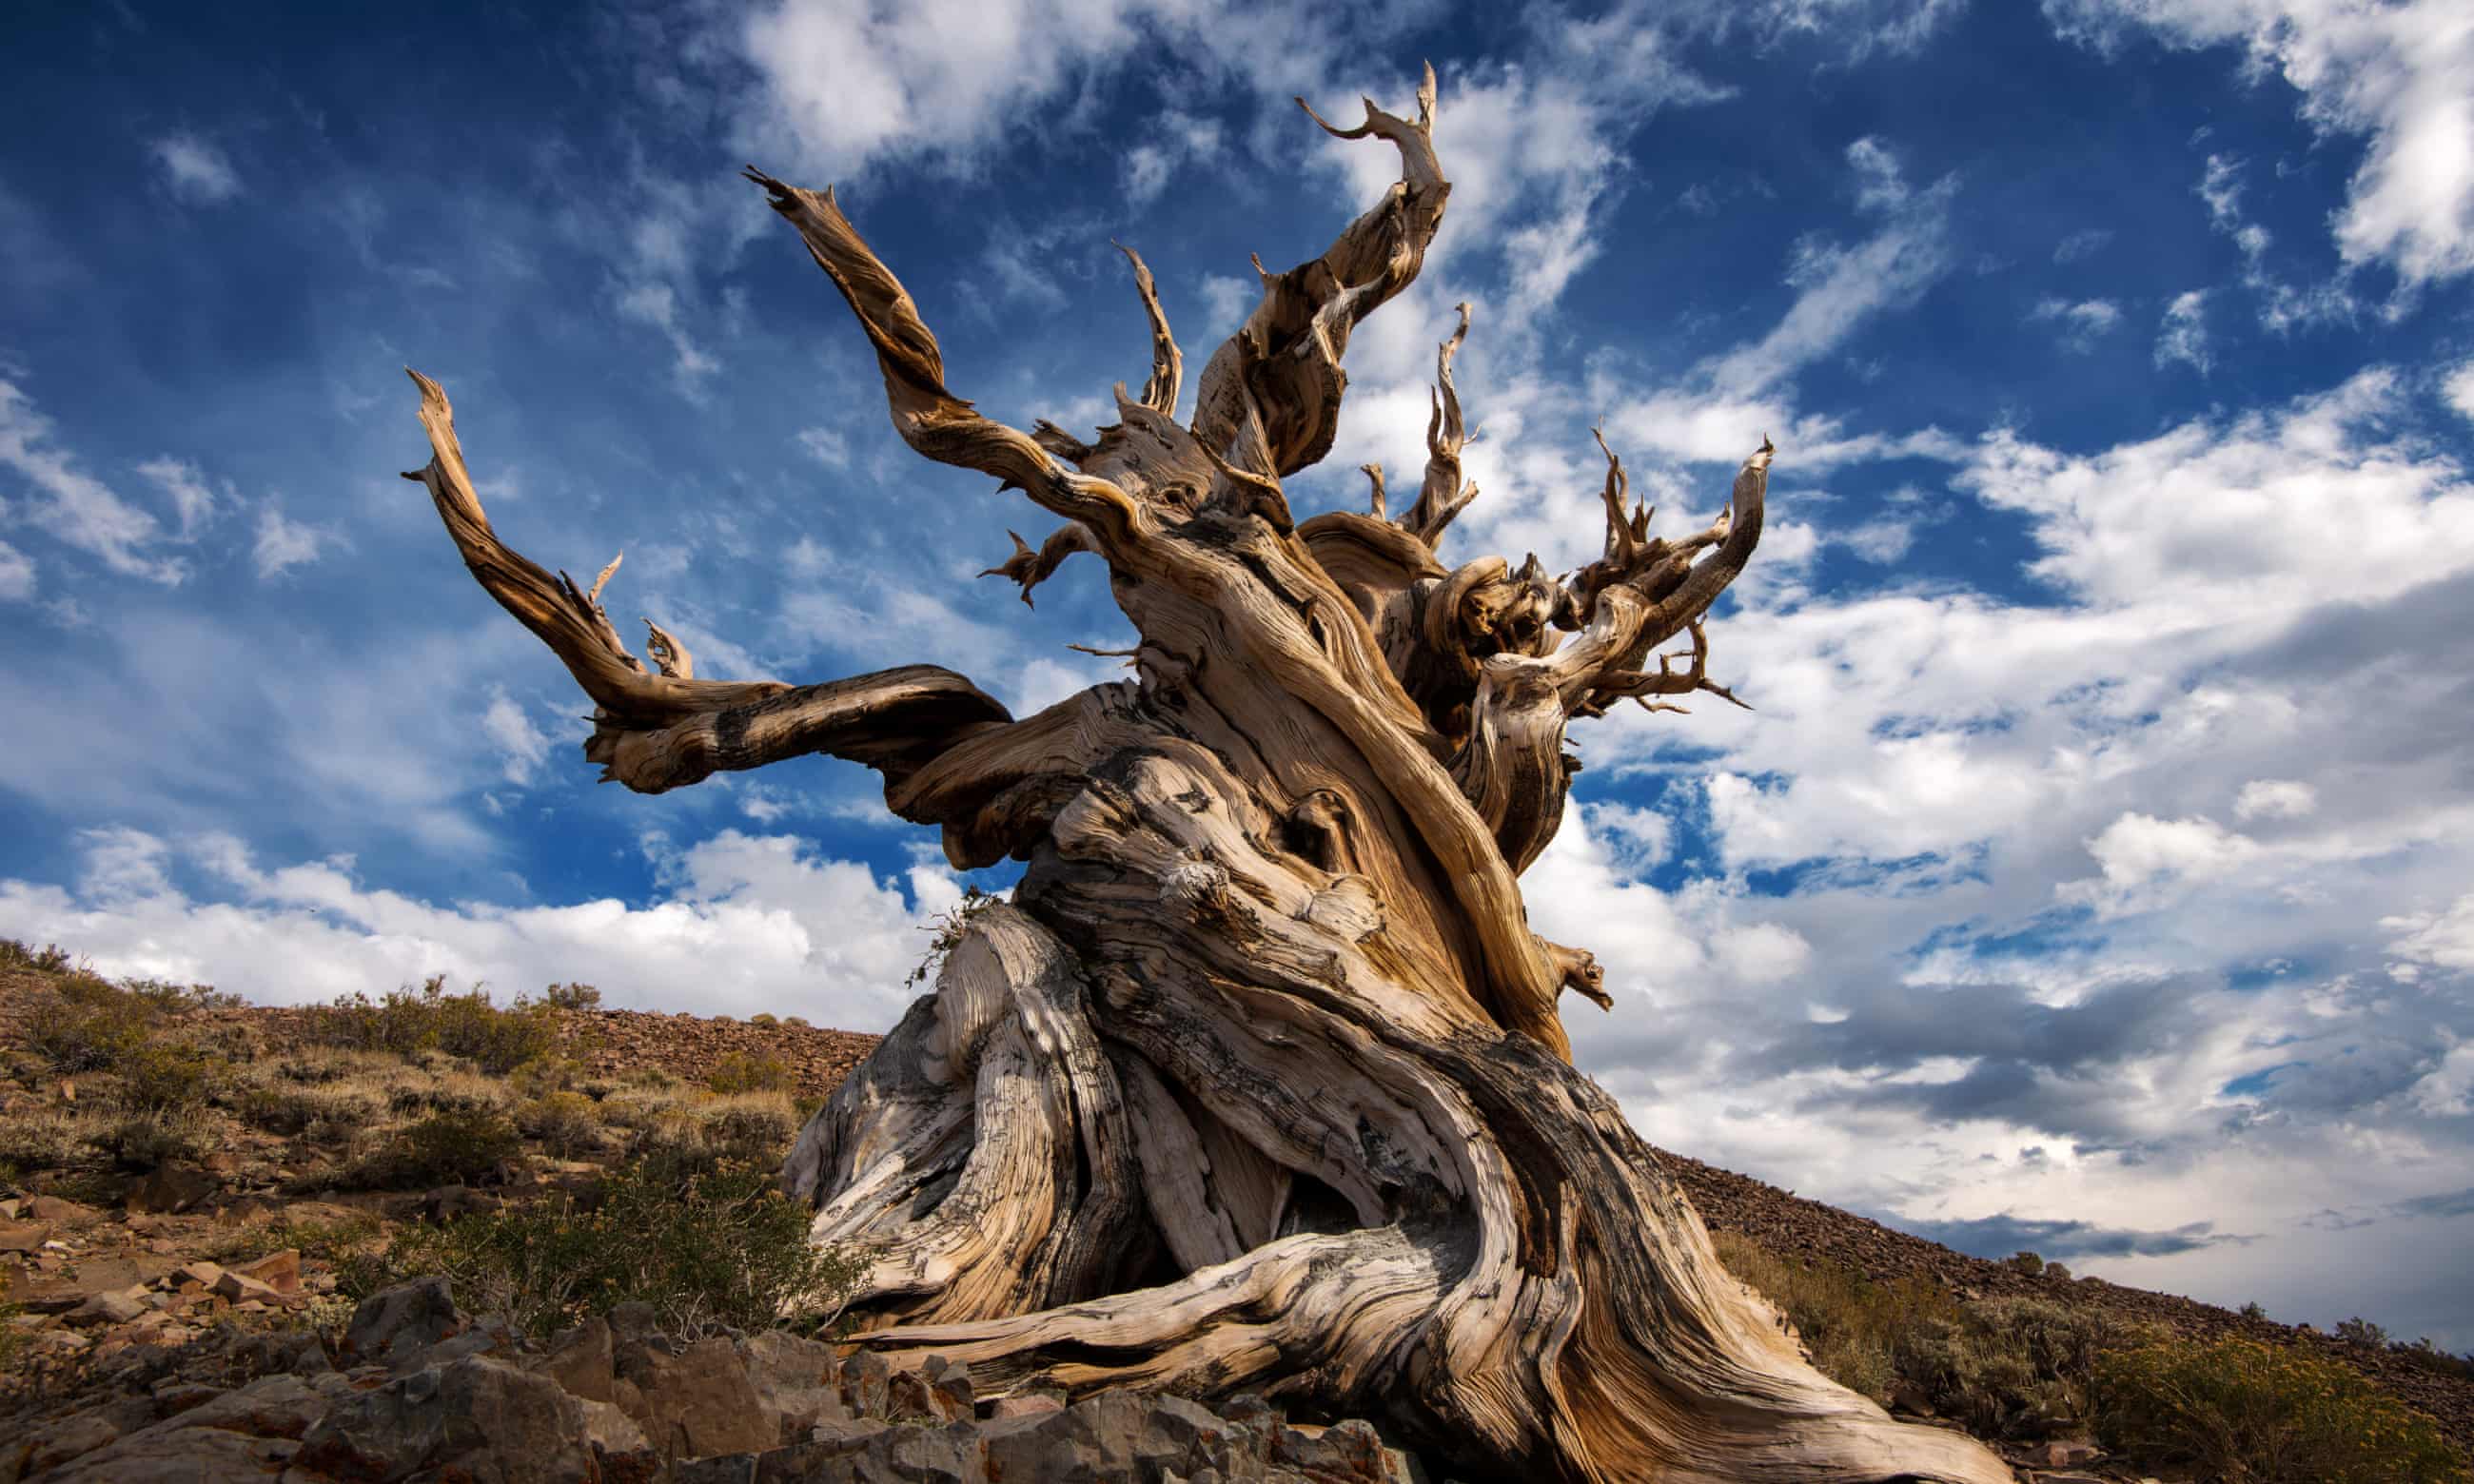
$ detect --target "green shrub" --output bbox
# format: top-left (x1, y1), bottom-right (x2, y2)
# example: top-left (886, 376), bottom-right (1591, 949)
top-left (88, 1107), bottom-right (218, 1171)
top-left (0, 940), bottom-right (74, 974)
top-left (238, 1083), bottom-right (381, 1139)
top-left (705, 1052), bottom-right (795, 1097)
top-left (908, 887), bottom-right (996, 986)
top-left (699, 1103), bottom-right (795, 1165)
top-left (2094, 1337), bottom-right (2467, 1483)
top-left (541, 983), bottom-right (601, 1012)
top-left (25, 985), bottom-right (153, 1074)
top-left (519, 1092), bottom-right (602, 1157)
top-left (311, 976), bottom-right (560, 1074)
top-left (0, 1112), bottom-right (92, 1173)
top-left (347, 1154), bottom-right (863, 1340)
top-left (2007, 1250), bottom-right (2044, 1276)
top-left (2335, 1316), bottom-right (2390, 1348)
top-left (206, 1209), bottom-right (386, 1266)
top-left (111, 1037), bottom-right (219, 1112)
top-left (332, 1107), bottom-right (520, 1190)
top-left (1712, 1232), bottom-right (2131, 1440)
top-left (748, 1012), bottom-right (778, 1027)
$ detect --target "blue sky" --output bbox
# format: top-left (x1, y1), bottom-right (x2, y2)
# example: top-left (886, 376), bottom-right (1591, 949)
top-left (5, 0), bottom-right (2474, 1346)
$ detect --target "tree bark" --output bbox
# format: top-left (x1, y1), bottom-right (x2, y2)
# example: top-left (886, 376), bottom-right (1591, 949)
top-left (403, 64), bottom-right (2013, 1483)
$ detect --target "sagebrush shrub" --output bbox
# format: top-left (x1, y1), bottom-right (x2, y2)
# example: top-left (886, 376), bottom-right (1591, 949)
top-left (346, 1154), bottom-right (864, 1340)
top-left (705, 1051), bottom-right (794, 1096)
top-left (2094, 1337), bottom-right (2466, 1483)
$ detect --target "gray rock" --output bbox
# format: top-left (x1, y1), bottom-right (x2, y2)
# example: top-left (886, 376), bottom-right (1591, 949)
top-left (616, 1335), bottom-right (776, 1461)
top-left (340, 1274), bottom-right (464, 1370)
top-left (534, 1317), bottom-right (617, 1404)
top-left (34, 1426), bottom-right (296, 1483)
top-left (19, 1408), bottom-right (121, 1474)
top-left (63, 1291), bottom-right (147, 1328)
top-left (295, 1355), bottom-right (594, 1484)
top-left (736, 1329), bottom-right (852, 1441)
top-left (152, 1374), bottom-right (334, 1440)
top-left (980, 1390), bottom-right (1231, 1483)
top-left (839, 1350), bottom-right (892, 1418)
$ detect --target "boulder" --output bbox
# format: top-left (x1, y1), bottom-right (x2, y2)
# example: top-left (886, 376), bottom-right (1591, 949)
top-left (533, 1317), bottom-right (617, 1404)
top-left (735, 1329), bottom-right (850, 1440)
top-left (211, 1271), bottom-right (286, 1305)
top-left (340, 1274), bottom-right (463, 1370)
top-left (615, 1336), bottom-right (776, 1461)
top-left (838, 1349), bottom-right (891, 1418)
top-left (64, 1290), bottom-right (148, 1328)
top-left (981, 1390), bottom-right (1234, 1483)
top-left (295, 1355), bottom-right (594, 1484)
top-left (235, 1248), bottom-right (302, 1295)
top-left (126, 1164), bottom-right (220, 1217)
top-left (33, 1424), bottom-right (297, 1482)
top-left (0, 1221), bottom-right (49, 1254)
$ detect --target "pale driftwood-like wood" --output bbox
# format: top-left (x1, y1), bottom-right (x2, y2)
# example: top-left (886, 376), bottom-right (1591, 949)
top-left (403, 65), bottom-right (2012, 1484)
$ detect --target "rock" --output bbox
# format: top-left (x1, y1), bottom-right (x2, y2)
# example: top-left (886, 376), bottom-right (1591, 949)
top-left (158, 1373), bottom-right (336, 1440)
top-left (989, 1392), bottom-right (1065, 1419)
top-left (126, 1164), bottom-right (220, 1216)
top-left (35, 1424), bottom-right (297, 1482)
top-left (212, 1271), bottom-right (286, 1305)
top-left (535, 1317), bottom-right (618, 1404)
top-left (26, 1196), bottom-right (97, 1222)
top-left (579, 1397), bottom-right (660, 1482)
top-left (340, 1274), bottom-right (463, 1370)
top-left (236, 1248), bottom-right (302, 1295)
top-left (839, 1349), bottom-right (892, 1418)
top-left (0, 1221), bottom-right (48, 1254)
top-left (886, 1367), bottom-right (937, 1420)
top-left (21, 1409), bottom-right (123, 1474)
top-left (736, 1329), bottom-right (850, 1440)
top-left (170, 1260), bottom-right (226, 1290)
top-left (616, 1335), bottom-right (776, 1461)
top-left (2044, 1438), bottom-right (2105, 1467)
top-left (295, 1355), bottom-right (595, 1484)
top-left (64, 1290), bottom-right (148, 1327)
top-left (1277, 1417), bottom-right (1396, 1479)
top-left (982, 1390), bottom-right (1233, 1483)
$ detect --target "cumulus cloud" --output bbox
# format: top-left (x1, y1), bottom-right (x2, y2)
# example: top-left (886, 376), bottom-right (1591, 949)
top-left (2233, 779), bottom-right (2317, 821)
top-left (0, 827), bottom-right (957, 1028)
top-left (2048, 0), bottom-right (2474, 284)
top-left (148, 131), bottom-right (242, 205)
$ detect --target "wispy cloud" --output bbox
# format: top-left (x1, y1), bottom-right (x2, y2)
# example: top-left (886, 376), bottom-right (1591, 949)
top-left (147, 130), bottom-right (242, 205)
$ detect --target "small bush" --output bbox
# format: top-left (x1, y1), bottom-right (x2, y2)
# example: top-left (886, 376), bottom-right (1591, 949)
top-left (205, 1209), bottom-right (386, 1266)
top-left (699, 1102), bottom-right (795, 1165)
top-left (25, 986), bottom-right (153, 1074)
top-left (111, 1037), bottom-right (219, 1112)
top-left (238, 1083), bottom-right (381, 1140)
top-left (2094, 1337), bottom-right (2467, 1483)
top-left (541, 983), bottom-right (601, 1012)
top-left (519, 1092), bottom-right (602, 1157)
top-left (2240, 1300), bottom-right (2268, 1321)
top-left (0, 940), bottom-right (75, 974)
top-left (0, 1112), bottom-right (98, 1173)
top-left (348, 1154), bottom-right (864, 1340)
top-left (88, 1107), bottom-right (218, 1171)
top-left (1713, 1232), bottom-right (2133, 1440)
top-left (334, 1108), bottom-right (520, 1190)
top-left (748, 1012), bottom-right (778, 1026)
top-left (2043, 1261), bottom-right (2071, 1281)
top-left (2335, 1315), bottom-right (2391, 1349)
top-left (311, 976), bottom-right (560, 1074)
top-left (2006, 1250), bottom-right (2044, 1276)
top-left (705, 1052), bottom-right (795, 1097)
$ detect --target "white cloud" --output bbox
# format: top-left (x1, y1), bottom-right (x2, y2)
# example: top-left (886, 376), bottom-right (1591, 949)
top-left (795, 426), bottom-right (851, 468)
top-left (0, 377), bottom-right (189, 584)
top-left (2384, 893), bottom-right (2474, 973)
top-left (2029, 297), bottom-right (2123, 351)
top-left (2155, 288), bottom-right (2211, 373)
top-left (2445, 359), bottom-right (2474, 422)
top-left (252, 505), bottom-right (344, 579)
top-left (0, 827), bottom-right (954, 1027)
top-left (135, 458), bottom-right (218, 537)
top-left (2049, 0), bottom-right (2474, 285)
top-left (148, 132), bottom-right (242, 205)
top-left (2064, 812), bottom-right (2259, 914)
top-left (614, 280), bottom-right (721, 395)
top-left (2234, 779), bottom-right (2318, 821)
top-left (2053, 226), bottom-right (2114, 264)
top-left (0, 540), bottom-right (32, 603)
top-left (1840, 517), bottom-right (1915, 563)
top-left (480, 688), bottom-right (555, 786)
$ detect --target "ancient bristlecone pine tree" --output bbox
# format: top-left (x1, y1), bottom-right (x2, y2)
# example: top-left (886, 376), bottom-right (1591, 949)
top-left (403, 68), bottom-right (2010, 1484)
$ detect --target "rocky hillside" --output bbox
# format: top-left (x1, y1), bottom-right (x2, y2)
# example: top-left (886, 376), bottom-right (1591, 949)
top-left (2, 942), bottom-right (2467, 1484)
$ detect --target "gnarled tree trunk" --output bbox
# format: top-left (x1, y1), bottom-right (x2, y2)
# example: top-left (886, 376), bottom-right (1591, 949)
top-left (401, 67), bottom-right (2012, 1483)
